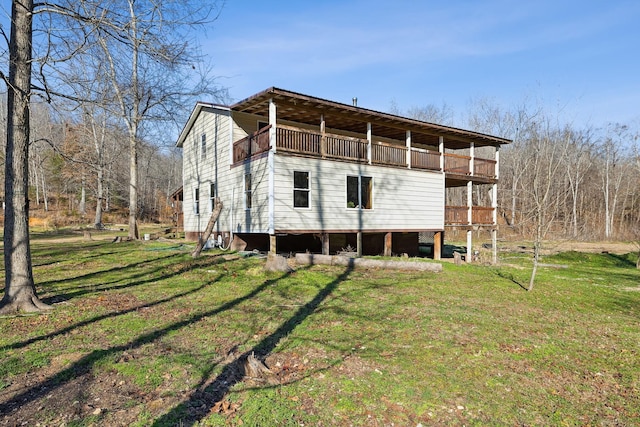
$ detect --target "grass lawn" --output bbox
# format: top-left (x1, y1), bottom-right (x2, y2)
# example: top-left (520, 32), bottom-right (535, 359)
top-left (1, 235), bottom-right (639, 426)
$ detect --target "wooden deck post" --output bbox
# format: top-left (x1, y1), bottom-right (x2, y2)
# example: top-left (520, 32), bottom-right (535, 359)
top-left (438, 136), bottom-right (444, 171)
top-left (406, 130), bottom-right (411, 169)
top-left (367, 123), bottom-right (372, 165)
top-left (491, 229), bottom-right (498, 265)
top-left (322, 233), bottom-right (330, 255)
top-left (466, 230), bottom-right (472, 263)
top-left (467, 181), bottom-right (473, 225)
top-left (320, 114), bottom-right (326, 158)
top-left (269, 234), bottom-right (277, 255)
top-left (433, 231), bottom-right (442, 260)
top-left (384, 232), bottom-right (392, 257)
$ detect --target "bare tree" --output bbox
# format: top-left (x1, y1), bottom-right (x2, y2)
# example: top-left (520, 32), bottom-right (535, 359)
top-left (72, 0), bottom-right (225, 239)
top-left (520, 120), bottom-right (570, 291)
top-left (563, 128), bottom-right (594, 238)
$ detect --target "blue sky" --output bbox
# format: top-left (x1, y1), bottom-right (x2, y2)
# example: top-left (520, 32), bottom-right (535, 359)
top-left (201, 0), bottom-right (640, 131)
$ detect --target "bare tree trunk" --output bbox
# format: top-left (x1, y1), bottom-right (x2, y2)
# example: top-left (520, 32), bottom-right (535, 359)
top-left (128, 131), bottom-right (139, 239)
top-left (0, 0), bottom-right (51, 314)
top-left (192, 198), bottom-right (223, 258)
top-left (95, 168), bottom-right (104, 228)
top-left (79, 174), bottom-right (86, 216)
top-left (528, 225), bottom-right (541, 291)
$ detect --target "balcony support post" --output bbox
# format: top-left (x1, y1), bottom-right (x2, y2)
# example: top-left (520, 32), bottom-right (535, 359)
top-left (320, 114), bottom-right (326, 158)
top-left (439, 136), bottom-right (444, 171)
top-left (469, 141), bottom-right (475, 176)
top-left (406, 131), bottom-right (411, 169)
top-left (492, 183), bottom-right (498, 225)
top-left (467, 180), bottom-right (473, 225)
top-left (466, 230), bottom-right (473, 263)
top-left (495, 145), bottom-right (500, 179)
top-left (491, 229), bottom-right (498, 265)
top-left (367, 123), bottom-right (372, 164)
top-left (268, 99), bottom-right (276, 235)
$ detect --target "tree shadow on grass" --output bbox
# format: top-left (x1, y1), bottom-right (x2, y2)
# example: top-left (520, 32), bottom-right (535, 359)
top-left (151, 263), bottom-right (354, 426)
top-left (0, 269), bottom-right (292, 416)
top-left (604, 252), bottom-right (637, 269)
top-left (0, 275), bottom-right (221, 352)
top-left (493, 268), bottom-right (528, 291)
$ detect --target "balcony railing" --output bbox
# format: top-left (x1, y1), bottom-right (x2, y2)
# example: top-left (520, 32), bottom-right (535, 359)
top-left (232, 125), bottom-right (496, 180)
top-left (445, 206), bottom-right (495, 225)
top-left (232, 125), bottom-right (271, 163)
top-left (411, 149), bottom-right (440, 171)
top-left (371, 143), bottom-right (407, 166)
top-left (325, 134), bottom-right (368, 162)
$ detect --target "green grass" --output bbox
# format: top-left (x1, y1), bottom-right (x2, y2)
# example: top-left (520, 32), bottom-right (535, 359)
top-left (1, 238), bottom-right (639, 425)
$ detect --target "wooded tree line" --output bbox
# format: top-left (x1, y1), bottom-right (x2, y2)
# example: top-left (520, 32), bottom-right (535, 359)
top-left (399, 100), bottom-right (640, 242)
top-left (3, 93), bottom-right (637, 242)
top-left (0, 95), bottom-right (183, 226)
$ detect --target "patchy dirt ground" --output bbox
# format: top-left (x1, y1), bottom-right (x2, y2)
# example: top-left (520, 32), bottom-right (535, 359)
top-left (0, 348), bottom-right (332, 426)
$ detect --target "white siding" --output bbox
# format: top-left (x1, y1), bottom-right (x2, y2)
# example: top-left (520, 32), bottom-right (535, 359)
top-left (219, 157), bottom-right (270, 234)
top-left (273, 155), bottom-right (444, 232)
top-left (183, 107), bottom-right (444, 237)
top-left (182, 107), bottom-right (232, 234)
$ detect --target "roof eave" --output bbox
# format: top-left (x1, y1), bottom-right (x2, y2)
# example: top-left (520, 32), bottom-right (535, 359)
top-left (176, 102), bottom-right (230, 147)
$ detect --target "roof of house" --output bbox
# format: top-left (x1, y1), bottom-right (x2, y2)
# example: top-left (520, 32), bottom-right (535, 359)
top-left (231, 87), bottom-right (511, 149)
top-left (177, 87), bottom-right (511, 149)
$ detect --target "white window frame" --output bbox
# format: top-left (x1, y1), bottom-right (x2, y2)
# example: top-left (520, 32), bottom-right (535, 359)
top-left (293, 171), bottom-right (311, 209)
top-left (209, 182), bottom-right (216, 212)
top-left (193, 186), bottom-right (200, 215)
top-left (346, 175), bottom-right (373, 210)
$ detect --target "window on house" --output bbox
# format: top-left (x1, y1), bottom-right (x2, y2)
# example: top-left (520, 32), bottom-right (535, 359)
top-left (201, 133), bottom-right (207, 159)
top-left (193, 187), bottom-right (200, 215)
top-left (346, 175), bottom-right (373, 209)
top-left (244, 173), bottom-right (252, 209)
top-left (293, 171), bottom-right (310, 208)
top-left (209, 182), bottom-right (216, 212)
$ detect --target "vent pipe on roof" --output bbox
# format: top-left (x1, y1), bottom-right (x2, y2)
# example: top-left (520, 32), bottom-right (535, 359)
top-left (352, 97), bottom-right (357, 106)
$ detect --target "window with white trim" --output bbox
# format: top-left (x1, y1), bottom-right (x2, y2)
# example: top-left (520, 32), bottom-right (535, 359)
top-left (293, 171), bottom-right (310, 208)
top-left (346, 175), bottom-right (373, 209)
top-left (193, 187), bottom-right (200, 215)
top-left (209, 182), bottom-right (216, 212)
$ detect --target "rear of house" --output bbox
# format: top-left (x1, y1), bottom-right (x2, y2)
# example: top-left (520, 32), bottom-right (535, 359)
top-left (176, 87), bottom-right (509, 259)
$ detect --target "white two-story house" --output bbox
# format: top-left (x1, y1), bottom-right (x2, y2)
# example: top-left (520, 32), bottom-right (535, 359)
top-left (176, 87), bottom-right (509, 260)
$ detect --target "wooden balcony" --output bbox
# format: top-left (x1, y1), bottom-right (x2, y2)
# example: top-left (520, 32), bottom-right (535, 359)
top-left (445, 206), bottom-right (495, 226)
top-left (232, 125), bottom-right (496, 181)
top-left (232, 125), bottom-right (271, 163)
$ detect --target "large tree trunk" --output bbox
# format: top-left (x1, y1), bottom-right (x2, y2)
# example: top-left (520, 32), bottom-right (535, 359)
top-left (0, 0), bottom-right (51, 314)
top-left (192, 199), bottom-right (223, 258)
